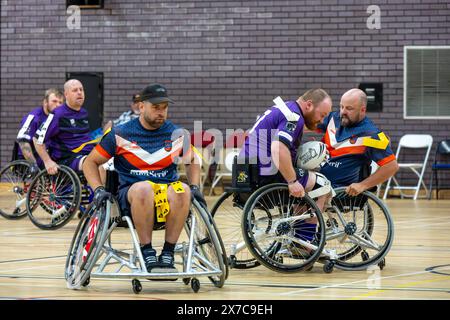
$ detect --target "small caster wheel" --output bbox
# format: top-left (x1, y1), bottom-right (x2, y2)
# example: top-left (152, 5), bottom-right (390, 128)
top-left (378, 258), bottom-right (386, 270)
top-left (323, 261), bottom-right (334, 274)
top-left (82, 277), bottom-right (90, 287)
top-left (361, 251), bottom-right (370, 261)
top-left (132, 279), bottom-right (142, 294)
top-left (191, 278), bottom-right (200, 293)
top-left (183, 278), bottom-right (191, 285)
top-left (228, 255), bottom-right (237, 268)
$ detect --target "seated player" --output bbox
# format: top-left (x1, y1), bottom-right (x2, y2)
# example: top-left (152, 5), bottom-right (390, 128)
top-left (239, 89), bottom-right (333, 246)
top-left (82, 83), bottom-right (206, 273)
top-left (16, 88), bottom-right (63, 173)
top-left (33, 79), bottom-right (100, 175)
top-left (317, 88), bottom-right (399, 196)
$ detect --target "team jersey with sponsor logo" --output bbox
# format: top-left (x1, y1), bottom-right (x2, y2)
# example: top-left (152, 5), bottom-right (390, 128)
top-left (16, 106), bottom-right (48, 162)
top-left (95, 118), bottom-right (186, 189)
top-left (240, 100), bottom-right (305, 176)
top-left (317, 111), bottom-right (395, 187)
top-left (34, 103), bottom-right (94, 162)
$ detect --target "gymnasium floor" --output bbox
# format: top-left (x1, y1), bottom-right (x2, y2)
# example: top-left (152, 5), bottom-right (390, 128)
top-left (1, 197), bottom-right (450, 300)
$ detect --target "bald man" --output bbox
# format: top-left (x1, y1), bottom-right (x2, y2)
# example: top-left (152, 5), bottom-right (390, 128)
top-left (33, 79), bottom-right (97, 175)
top-left (317, 88), bottom-right (399, 196)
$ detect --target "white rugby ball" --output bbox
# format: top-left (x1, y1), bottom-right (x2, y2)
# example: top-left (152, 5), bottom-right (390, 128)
top-left (296, 141), bottom-right (328, 170)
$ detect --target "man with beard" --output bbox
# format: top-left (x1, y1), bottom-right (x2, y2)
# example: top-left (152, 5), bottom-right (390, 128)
top-left (238, 89), bottom-right (333, 249)
top-left (240, 88), bottom-right (333, 206)
top-left (17, 88), bottom-right (64, 173)
top-left (33, 79), bottom-right (98, 175)
top-left (82, 84), bottom-right (206, 273)
top-left (318, 88), bottom-right (399, 196)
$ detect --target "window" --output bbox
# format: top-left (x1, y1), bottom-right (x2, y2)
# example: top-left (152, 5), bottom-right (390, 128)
top-left (66, 0), bottom-right (104, 9)
top-left (404, 46), bottom-right (450, 119)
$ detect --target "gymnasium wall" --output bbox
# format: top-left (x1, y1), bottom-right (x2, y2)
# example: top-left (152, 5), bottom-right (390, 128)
top-left (1, 0), bottom-right (450, 188)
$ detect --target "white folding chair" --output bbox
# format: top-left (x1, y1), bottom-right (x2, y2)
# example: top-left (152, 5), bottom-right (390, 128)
top-left (209, 147), bottom-right (240, 196)
top-left (383, 134), bottom-right (433, 200)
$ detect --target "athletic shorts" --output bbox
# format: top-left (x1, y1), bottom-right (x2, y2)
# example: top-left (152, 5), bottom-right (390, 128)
top-left (59, 154), bottom-right (87, 173)
top-left (117, 184), bottom-right (165, 230)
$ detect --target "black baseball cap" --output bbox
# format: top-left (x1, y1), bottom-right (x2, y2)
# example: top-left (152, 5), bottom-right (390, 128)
top-left (139, 84), bottom-right (174, 104)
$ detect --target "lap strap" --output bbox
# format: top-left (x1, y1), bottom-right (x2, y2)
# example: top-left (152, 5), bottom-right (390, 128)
top-left (146, 181), bottom-right (185, 223)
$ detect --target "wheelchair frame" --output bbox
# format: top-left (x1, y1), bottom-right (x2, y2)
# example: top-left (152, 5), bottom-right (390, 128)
top-left (25, 165), bottom-right (93, 230)
top-left (212, 181), bottom-right (394, 273)
top-left (65, 195), bottom-right (228, 294)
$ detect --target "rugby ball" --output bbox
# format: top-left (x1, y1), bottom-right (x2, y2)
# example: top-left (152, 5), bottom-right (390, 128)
top-left (296, 141), bottom-right (328, 170)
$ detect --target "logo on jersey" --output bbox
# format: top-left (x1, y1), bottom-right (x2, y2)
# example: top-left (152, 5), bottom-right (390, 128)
top-left (70, 119), bottom-right (76, 127)
top-left (164, 140), bottom-right (172, 152)
top-left (349, 135), bottom-right (357, 144)
top-left (285, 121), bottom-right (297, 132)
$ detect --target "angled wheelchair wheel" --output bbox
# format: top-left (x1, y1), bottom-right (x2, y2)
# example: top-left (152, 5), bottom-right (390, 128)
top-left (65, 200), bottom-right (111, 289)
top-left (324, 187), bottom-right (394, 271)
top-left (26, 165), bottom-right (81, 230)
top-left (242, 183), bottom-right (326, 273)
top-left (211, 191), bottom-right (260, 269)
top-left (0, 160), bottom-right (34, 220)
top-left (187, 199), bottom-right (228, 287)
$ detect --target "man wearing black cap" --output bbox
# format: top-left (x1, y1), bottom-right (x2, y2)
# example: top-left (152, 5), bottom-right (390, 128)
top-left (83, 84), bottom-right (206, 273)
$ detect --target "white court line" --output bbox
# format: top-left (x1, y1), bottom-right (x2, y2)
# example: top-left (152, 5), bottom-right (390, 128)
top-left (280, 265), bottom-right (450, 296)
top-left (394, 220), bottom-right (450, 230)
top-left (392, 216), bottom-right (450, 225)
top-left (0, 263), bottom-right (64, 274)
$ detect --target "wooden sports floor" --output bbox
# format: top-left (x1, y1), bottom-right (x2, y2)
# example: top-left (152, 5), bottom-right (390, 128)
top-left (1, 196), bottom-right (450, 300)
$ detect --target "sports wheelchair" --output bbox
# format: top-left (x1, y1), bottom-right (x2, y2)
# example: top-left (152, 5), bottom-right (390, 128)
top-left (0, 142), bottom-right (94, 228)
top-left (212, 157), bottom-right (330, 273)
top-left (0, 143), bottom-right (34, 219)
top-left (211, 157), bottom-right (394, 273)
top-left (25, 164), bottom-right (94, 230)
top-left (65, 171), bottom-right (228, 294)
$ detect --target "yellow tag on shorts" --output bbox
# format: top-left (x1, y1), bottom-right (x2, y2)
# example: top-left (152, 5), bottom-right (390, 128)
top-left (147, 181), bottom-right (185, 222)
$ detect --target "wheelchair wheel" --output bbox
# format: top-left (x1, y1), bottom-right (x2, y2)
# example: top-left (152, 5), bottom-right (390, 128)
top-left (323, 187), bottom-right (394, 271)
top-left (187, 199), bottom-right (228, 287)
top-left (0, 160), bottom-right (33, 220)
top-left (26, 165), bottom-right (81, 230)
top-left (242, 183), bottom-right (326, 273)
top-left (65, 200), bottom-right (111, 289)
top-left (211, 191), bottom-right (260, 269)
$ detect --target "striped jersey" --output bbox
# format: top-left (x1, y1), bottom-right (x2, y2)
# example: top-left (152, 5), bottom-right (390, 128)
top-left (240, 100), bottom-right (305, 176)
top-left (95, 118), bottom-right (187, 189)
top-left (318, 111), bottom-right (395, 187)
top-left (34, 103), bottom-right (94, 162)
top-left (16, 106), bottom-right (48, 163)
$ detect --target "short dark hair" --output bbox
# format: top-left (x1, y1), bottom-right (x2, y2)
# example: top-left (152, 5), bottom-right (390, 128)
top-left (44, 88), bottom-right (63, 101)
top-left (301, 88), bottom-right (331, 106)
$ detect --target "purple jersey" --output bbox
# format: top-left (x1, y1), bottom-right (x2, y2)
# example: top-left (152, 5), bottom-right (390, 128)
top-left (240, 100), bottom-right (305, 176)
top-left (34, 103), bottom-right (94, 163)
top-left (16, 106), bottom-right (48, 163)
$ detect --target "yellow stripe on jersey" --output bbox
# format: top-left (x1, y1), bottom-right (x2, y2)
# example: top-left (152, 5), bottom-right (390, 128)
top-left (71, 138), bottom-right (101, 153)
top-left (362, 132), bottom-right (389, 150)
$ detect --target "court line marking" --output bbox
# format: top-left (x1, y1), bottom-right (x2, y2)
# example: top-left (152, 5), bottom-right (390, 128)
top-left (0, 255), bottom-right (66, 265)
top-left (279, 265), bottom-right (450, 296)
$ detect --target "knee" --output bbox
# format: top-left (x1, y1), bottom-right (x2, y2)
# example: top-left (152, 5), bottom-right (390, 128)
top-left (168, 183), bottom-right (191, 205)
top-left (129, 182), bottom-right (153, 204)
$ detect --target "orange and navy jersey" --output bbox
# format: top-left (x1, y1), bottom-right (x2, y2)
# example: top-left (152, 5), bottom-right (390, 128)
top-left (317, 112), bottom-right (395, 187)
top-left (95, 118), bottom-right (187, 187)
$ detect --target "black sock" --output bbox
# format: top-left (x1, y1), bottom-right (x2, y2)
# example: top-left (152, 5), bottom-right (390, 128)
top-left (140, 243), bottom-right (152, 251)
top-left (162, 241), bottom-right (176, 253)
